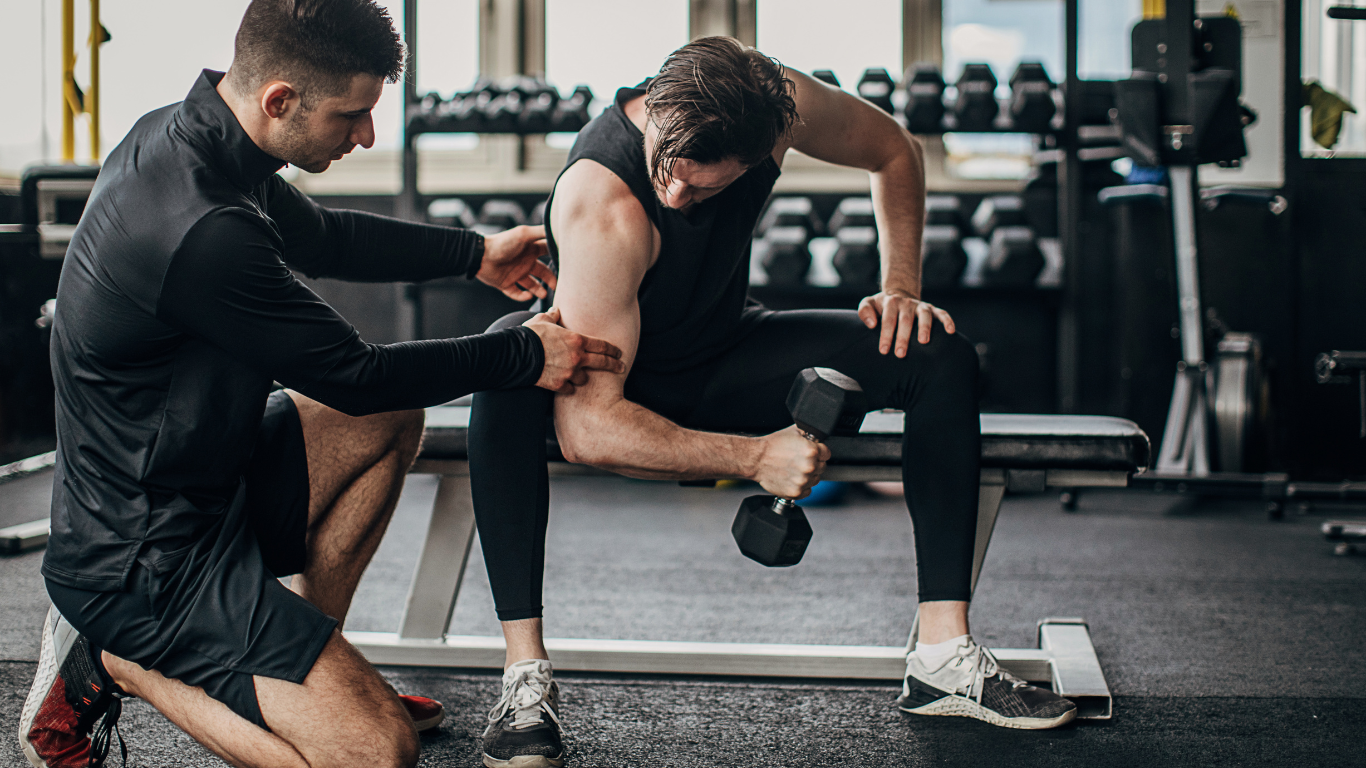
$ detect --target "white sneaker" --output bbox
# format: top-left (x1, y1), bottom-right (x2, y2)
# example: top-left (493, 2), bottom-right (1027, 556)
top-left (897, 637), bottom-right (1077, 729)
top-left (481, 659), bottom-right (565, 768)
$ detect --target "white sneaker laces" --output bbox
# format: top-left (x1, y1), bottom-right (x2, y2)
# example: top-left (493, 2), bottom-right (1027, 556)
top-left (950, 643), bottom-right (1028, 704)
top-left (488, 663), bottom-right (564, 732)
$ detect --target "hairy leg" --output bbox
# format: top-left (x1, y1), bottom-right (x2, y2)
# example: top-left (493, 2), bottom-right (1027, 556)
top-left (502, 618), bottom-right (549, 668)
top-left (286, 391), bottom-right (424, 622)
top-left (103, 631), bottom-right (417, 768)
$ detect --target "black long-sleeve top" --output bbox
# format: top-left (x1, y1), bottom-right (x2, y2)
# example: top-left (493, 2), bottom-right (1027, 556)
top-left (43, 70), bottom-right (543, 591)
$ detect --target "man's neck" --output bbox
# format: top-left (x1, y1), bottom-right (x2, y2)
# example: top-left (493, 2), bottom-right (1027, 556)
top-left (215, 73), bottom-right (270, 153)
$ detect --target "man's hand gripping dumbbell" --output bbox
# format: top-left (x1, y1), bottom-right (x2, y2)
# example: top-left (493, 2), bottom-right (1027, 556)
top-left (734, 368), bottom-right (868, 566)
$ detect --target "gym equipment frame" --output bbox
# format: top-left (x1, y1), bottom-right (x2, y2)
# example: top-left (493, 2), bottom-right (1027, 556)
top-left (344, 406), bottom-right (1150, 721)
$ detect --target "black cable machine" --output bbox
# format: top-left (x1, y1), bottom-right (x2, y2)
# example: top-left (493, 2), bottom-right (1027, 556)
top-left (1109, 0), bottom-right (1294, 513)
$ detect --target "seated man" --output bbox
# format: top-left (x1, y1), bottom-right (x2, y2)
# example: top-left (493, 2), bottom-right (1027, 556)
top-left (469, 36), bottom-right (1076, 768)
top-left (19, 2), bottom-right (622, 767)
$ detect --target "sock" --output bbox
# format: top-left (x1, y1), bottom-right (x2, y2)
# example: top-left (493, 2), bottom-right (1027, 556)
top-left (915, 634), bottom-right (971, 670)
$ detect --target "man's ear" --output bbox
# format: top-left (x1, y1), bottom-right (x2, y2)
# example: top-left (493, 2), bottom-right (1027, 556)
top-left (259, 81), bottom-right (301, 121)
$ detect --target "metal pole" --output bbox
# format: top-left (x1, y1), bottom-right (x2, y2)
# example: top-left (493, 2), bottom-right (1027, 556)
top-left (398, 0), bottom-right (418, 222)
top-left (89, 0), bottom-right (99, 160)
top-left (1168, 165), bottom-right (1205, 365)
top-left (61, 0), bottom-right (75, 162)
top-left (1057, 0), bottom-right (1081, 412)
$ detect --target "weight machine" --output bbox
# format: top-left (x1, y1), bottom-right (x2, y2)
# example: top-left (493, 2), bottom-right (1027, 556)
top-left (1112, 0), bottom-right (1292, 513)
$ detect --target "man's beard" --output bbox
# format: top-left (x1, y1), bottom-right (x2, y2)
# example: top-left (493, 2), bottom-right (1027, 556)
top-left (271, 108), bottom-right (334, 173)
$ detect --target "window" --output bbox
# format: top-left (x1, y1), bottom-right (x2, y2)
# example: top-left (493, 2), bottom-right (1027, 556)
top-left (411, 0), bottom-right (480, 153)
top-left (756, 0), bottom-right (902, 91)
top-left (545, 0), bottom-right (689, 117)
top-left (940, 0), bottom-right (1141, 179)
top-left (1301, 0), bottom-right (1366, 156)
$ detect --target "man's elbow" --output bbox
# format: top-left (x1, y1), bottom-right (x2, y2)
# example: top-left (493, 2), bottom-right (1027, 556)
top-left (554, 407), bottom-right (614, 467)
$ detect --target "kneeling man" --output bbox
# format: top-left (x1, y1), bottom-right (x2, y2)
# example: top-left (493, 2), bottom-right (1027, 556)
top-left (20, 2), bottom-right (621, 767)
top-left (469, 36), bottom-right (1076, 768)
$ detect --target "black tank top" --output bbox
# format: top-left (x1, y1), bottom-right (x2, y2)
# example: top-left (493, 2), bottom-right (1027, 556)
top-left (545, 83), bottom-right (780, 374)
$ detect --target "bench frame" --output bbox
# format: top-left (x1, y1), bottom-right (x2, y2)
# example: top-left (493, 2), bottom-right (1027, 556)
top-left (345, 459), bottom-right (1124, 720)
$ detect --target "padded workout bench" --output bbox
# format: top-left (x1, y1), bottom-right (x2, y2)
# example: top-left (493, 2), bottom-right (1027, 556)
top-left (346, 407), bottom-right (1148, 721)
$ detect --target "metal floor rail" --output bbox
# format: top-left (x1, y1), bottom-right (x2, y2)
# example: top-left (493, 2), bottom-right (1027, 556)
top-left (345, 457), bottom-right (1120, 720)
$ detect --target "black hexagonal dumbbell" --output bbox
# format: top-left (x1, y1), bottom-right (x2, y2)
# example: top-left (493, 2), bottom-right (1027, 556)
top-left (1008, 61), bottom-right (1056, 133)
top-left (551, 85), bottom-right (594, 133)
top-left (756, 197), bottom-right (822, 286)
top-left (474, 199), bottom-right (526, 236)
top-left (922, 195), bottom-right (969, 289)
top-left (901, 63), bottom-right (946, 133)
top-left (827, 197), bottom-right (879, 290)
top-left (811, 70), bottom-right (841, 87)
top-left (732, 368), bottom-right (868, 567)
top-left (982, 226), bottom-right (1045, 287)
top-left (970, 195), bottom-right (1028, 238)
top-left (857, 68), bottom-right (896, 114)
top-left (953, 63), bottom-right (1000, 131)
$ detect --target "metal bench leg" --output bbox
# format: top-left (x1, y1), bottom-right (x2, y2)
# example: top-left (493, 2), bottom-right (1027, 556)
top-left (397, 468), bottom-right (477, 640)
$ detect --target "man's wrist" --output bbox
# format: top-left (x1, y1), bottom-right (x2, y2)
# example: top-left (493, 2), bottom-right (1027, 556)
top-left (464, 233), bottom-right (486, 280)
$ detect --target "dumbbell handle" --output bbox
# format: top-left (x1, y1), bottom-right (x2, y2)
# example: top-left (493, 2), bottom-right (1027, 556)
top-left (770, 428), bottom-right (824, 515)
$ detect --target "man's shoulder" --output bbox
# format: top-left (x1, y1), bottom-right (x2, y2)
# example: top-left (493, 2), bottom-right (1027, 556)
top-left (553, 160), bottom-right (651, 235)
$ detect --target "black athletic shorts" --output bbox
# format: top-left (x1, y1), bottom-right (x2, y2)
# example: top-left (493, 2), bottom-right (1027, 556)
top-left (45, 390), bottom-right (336, 730)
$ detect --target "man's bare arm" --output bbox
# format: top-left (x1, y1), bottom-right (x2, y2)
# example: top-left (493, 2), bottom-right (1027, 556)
top-left (549, 160), bottom-right (826, 496)
top-left (779, 69), bottom-right (956, 353)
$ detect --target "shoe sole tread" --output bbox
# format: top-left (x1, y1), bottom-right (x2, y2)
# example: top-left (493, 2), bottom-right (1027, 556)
top-left (482, 754), bottom-right (564, 768)
top-left (19, 607), bottom-right (68, 768)
top-left (900, 694), bottom-right (1077, 730)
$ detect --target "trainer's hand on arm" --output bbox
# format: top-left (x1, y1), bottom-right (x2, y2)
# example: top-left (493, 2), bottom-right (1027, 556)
top-left (523, 306), bottom-right (625, 394)
top-left (858, 291), bottom-right (956, 356)
top-left (752, 425), bottom-right (831, 500)
top-left (477, 225), bottom-right (556, 301)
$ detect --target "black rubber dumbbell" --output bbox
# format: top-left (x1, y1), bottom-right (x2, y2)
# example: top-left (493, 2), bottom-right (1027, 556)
top-left (759, 226), bottom-right (813, 285)
top-left (438, 80), bottom-right (492, 132)
top-left (833, 227), bottom-right (879, 289)
top-left (757, 197), bottom-right (823, 237)
top-left (953, 63), bottom-right (999, 131)
top-left (518, 77), bottom-right (559, 133)
top-left (970, 195), bottom-right (1028, 237)
top-left (827, 197), bottom-right (875, 232)
top-left (925, 194), bottom-right (966, 232)
top-left (474, 199), bottom-right (526, 235)
top-left (427, 198), bottom-right (477, 229)
top-left (1008, 62), bottom-right (1056, 133)
top-left (921, 225), bottom-right (968, 289)
top-left (857, 68), bottom-right (896, 114)
top-left (902, 63), bottom-right (946, 133)
top-left (732, 368), bottom-right (868, 567)
top-left (982, 226), bottom-right (1045, 287)
top-left (526, 199), bottom-right (547, 227)
top-left (551, 85), bottom-right (594, 132)
top-left (812, 70), bottom-right (841, 87)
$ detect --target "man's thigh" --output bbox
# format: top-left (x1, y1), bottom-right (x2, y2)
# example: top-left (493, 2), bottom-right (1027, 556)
top-left (680, 308), bottom-right (954, 432)
top-left (284, 390), bottom-right (424, 523)
top-left (254, 630), bottom-right (417, 767)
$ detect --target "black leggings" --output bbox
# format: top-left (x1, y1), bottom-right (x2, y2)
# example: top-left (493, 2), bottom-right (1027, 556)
top-left (469, 309), bottom-right (982, 621)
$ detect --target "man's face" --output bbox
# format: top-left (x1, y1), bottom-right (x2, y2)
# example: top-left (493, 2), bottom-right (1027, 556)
top-left (269, 73), bottom-right (383, 173)
top-left (643, 118), bottom-right (751, 211)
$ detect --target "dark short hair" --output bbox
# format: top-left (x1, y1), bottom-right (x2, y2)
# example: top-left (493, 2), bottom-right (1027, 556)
top-left (645, 36), bottom-right (798, 187)
top-left (231, 0), bottom-right (405, 106)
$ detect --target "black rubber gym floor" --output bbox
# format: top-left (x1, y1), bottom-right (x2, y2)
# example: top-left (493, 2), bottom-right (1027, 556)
top-left (2, 476), bottom-right (1364, 766)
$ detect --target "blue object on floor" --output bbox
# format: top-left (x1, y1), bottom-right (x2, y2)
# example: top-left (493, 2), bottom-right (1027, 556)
top-left (797, 481), bottom-right (848, 507)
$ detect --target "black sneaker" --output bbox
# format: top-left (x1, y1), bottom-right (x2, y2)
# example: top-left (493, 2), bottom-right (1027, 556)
top-left (897, 637), bottom-right (1077, 729)
top-left (19, 606), bottom-right (128, 767)
top-left (482, 659), bottom-right (565, 768)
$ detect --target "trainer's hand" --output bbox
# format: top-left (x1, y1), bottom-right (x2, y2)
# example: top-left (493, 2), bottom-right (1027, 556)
top-left (478, 225), bottom-right (556, 301)
top-left (523, 307), bottom-right (626, 394)
top-left (857, 290), bottom-right (956, 357)
top-left (752, 425), bottom-right (830, 500)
